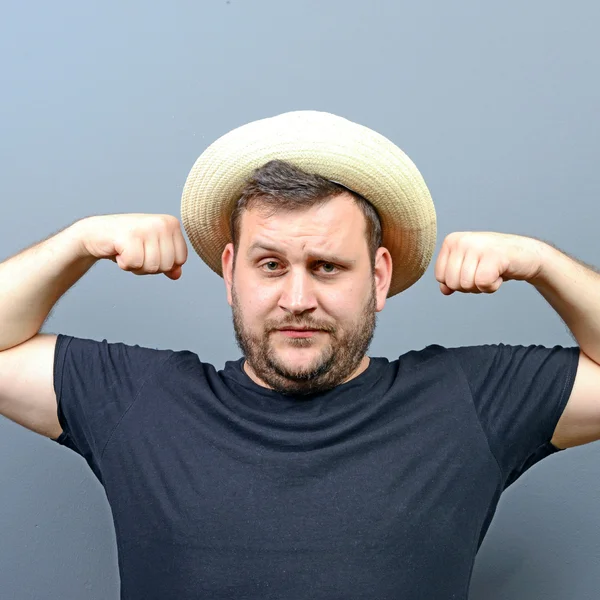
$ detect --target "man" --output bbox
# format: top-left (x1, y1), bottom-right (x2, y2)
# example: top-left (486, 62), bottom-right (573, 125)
top-left (0, 110), bottom-right (598, 599)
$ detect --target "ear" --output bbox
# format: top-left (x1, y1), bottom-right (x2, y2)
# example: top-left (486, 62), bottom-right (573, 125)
top-left (374, 247), bottom-right (393, 312)
top-left (222, 243), bottom-right (235, 306)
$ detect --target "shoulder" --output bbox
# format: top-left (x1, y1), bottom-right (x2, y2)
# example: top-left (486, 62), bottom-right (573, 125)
top-left (394, 342), bottom-right (579, 383)
top-left (55, 333), bottom-right (219, 379)
top-left (396, 343), bottom-right (453, 369)
top-left (402, 341), bottom-right (578, 364)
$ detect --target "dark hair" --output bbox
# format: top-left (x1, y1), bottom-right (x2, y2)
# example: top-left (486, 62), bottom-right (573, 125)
top-left (230, 160), bottom-right (383, 266)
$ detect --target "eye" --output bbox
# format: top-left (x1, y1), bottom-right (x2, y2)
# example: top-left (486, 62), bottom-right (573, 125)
top-left (260, 260), bottom-right (281, 272)
top-left (317, 262), bottom-right (339, 275)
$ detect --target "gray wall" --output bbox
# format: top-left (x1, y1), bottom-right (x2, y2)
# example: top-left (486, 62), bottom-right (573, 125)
top-left (1, 0), bottom-right (599, 598)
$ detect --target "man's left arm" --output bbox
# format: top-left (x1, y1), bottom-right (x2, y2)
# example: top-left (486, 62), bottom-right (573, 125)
top-left (434, 231), bottom-right (600, 449)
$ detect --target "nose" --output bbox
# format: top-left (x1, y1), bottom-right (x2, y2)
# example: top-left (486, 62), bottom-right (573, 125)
top-left (278, 267), bottom-right (318, 315)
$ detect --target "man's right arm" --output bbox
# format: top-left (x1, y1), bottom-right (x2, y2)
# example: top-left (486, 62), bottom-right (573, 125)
top-left (0, 220), bottom-right (99, 438)
top-left (0, 334), bottom-right (63, 439)
top-left (0, 214), bottom-right (187, 439)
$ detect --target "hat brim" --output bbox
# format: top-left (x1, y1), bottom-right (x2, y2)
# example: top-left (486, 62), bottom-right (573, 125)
top-left (181, 110), bottom-right (437, 297)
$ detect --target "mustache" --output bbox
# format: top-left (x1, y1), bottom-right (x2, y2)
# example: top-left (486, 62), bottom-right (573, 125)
top-left (264, 317), bottom-right (336, 333)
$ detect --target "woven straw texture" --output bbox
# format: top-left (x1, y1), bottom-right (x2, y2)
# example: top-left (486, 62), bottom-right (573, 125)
top-left (181, 110), bottom-right (436, 297)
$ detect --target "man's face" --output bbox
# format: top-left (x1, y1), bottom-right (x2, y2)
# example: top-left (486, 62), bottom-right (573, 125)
top-left (222, 193), bottom-right (392, 395)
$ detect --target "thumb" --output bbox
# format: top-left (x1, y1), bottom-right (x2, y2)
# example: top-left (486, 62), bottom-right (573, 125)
top-left (440, 282), bottom-right (454, 295)
top-left (164, 265), bottom-right (182, 280)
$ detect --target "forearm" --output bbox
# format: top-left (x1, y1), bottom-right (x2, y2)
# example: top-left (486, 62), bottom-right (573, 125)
top-left (530, 242), bottom-right (600, 362)
top-left (0, 218), bottom-right (99, 352)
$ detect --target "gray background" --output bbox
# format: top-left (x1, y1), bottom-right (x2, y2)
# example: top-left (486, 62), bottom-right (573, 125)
top-left (1, 0), bottom-right (599, 598)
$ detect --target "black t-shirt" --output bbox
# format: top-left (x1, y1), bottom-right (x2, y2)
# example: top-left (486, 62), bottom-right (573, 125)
top-left (52, 334), bottom-right (580, 600)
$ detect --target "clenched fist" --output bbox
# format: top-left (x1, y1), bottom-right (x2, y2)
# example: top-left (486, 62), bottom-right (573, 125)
top-left (77, 214), bottom-right (188, 280)
top-left (434, 231), bottom-right (546, 295)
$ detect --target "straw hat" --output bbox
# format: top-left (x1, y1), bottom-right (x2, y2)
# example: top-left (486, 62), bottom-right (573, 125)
top-left (180, 110), bottom-right (436, 297)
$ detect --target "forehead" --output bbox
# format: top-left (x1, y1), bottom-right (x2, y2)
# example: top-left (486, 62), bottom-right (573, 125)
top-left (238, 194), bottom-right (367, 249)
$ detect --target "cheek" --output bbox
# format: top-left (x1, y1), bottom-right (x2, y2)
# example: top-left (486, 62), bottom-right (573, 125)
top-left (318, 287), bottom-right (361, 319)
top-left (236, 279), bottom-right (279, 316)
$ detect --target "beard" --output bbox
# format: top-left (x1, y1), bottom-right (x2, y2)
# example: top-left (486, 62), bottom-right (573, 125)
top-left (231, 281), bottom-right (377, 396)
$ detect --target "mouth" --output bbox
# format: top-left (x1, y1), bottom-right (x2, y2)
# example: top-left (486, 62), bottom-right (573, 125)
top-left (275, 328), bottom-right (323, 338)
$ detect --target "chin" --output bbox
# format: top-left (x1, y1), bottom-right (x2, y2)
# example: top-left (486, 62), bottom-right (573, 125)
top-left (271, 345), bottom-right (327, 373)
top-left (276, 350), bottom-right (321, 371)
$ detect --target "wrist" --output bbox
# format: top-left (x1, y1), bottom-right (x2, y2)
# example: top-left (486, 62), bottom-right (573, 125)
top-left (527, 241), bottom-right (560, 288)
top-left (65, 217), bottom-right (101, 262)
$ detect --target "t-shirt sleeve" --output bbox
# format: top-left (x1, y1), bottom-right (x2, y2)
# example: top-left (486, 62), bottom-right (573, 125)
top-left (448, 343), bottom-right (580, 489)
top-left (52, 333), bottom-right (175, 482)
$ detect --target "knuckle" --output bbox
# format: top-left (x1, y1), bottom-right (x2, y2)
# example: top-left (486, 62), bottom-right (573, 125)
top-left (166, 214), bottom-right (181, 227)
top-left (128, 258), bottom-right (145, 270)
top-left (123, 249), bottom-right (144, 269)
top-left (456, 237), bottom-right (471, 251)
top-left (151, 219), bottom-right (169, 236)
top-left (158, 214), bottom-right (179, 232)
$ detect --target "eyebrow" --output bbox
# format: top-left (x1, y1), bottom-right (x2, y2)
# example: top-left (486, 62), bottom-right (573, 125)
top-left (246, 241), bottom-right (356, 265)
top-left (247, 242), bottom-right (283, 256)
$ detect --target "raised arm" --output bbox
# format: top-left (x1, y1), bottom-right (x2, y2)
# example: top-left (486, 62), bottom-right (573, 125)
top-left (0, 214), bottom-right (188, 438)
